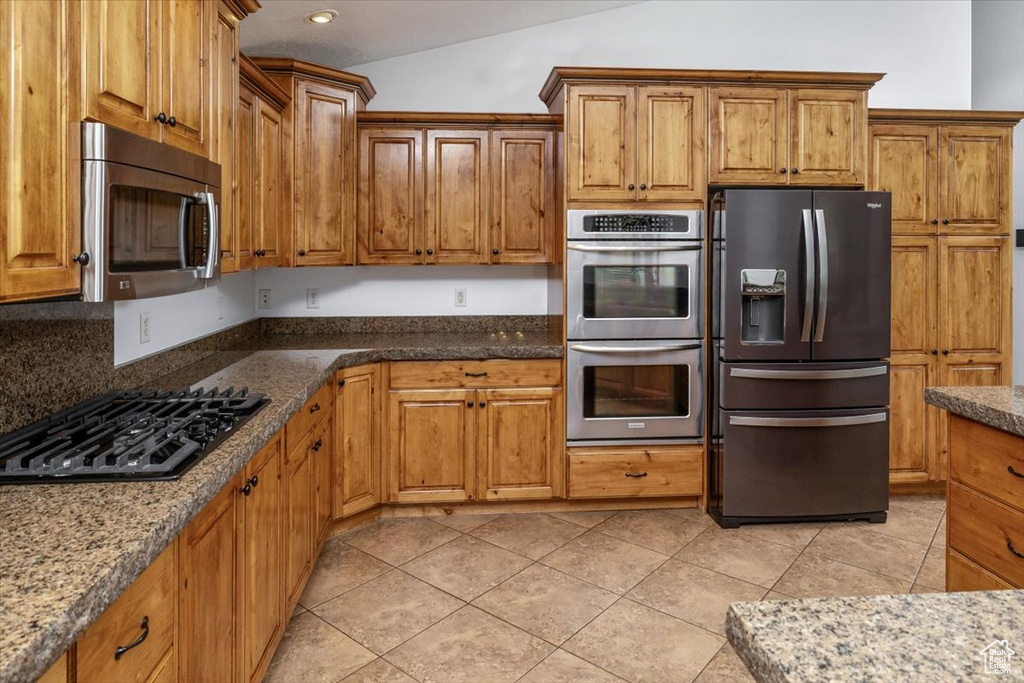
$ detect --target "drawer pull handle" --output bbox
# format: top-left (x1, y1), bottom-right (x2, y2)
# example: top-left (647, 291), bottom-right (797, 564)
top-left (464, 372), bottom-right (489, 377)
top-left (312, 438), bottom-right (323, 452)
top-left (1008, 540), bottom-right (1024, 559)
top-left (114, 616), bottom-right (149, 660)
top-left (309, 403), bottom-right (321, 414)
top-left (625, 471), bottom-right (648, 478)
top-left (1008, 466), bottom-right (1024, 479)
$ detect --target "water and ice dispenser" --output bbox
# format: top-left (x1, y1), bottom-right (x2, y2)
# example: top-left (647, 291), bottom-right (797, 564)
top-left (740, 269), bottom-right (785, 344)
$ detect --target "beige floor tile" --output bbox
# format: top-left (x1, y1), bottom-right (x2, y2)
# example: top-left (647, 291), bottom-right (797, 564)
top-left (693, 643), bottom-right (755, 683)
top-left (546, 510), bottom-right (616, 529)
top-left (915, 544), bottom-right (946, 590)
top-left (313, 569), bottom-right (463, 654)
top-left (805, 526), bottom-right (929, 581)
top-left (774, 553), bottom-right (910, 598)
top-left (518, 649), bottom-right (625, 683)
top-left (292, 603), bottom-right (306, 617)
top-left (675, 528), bottom-right (800, 588)
top-left (342, 518), bottom-right (461, 566)
top-left (434, 513), bottom-right (499, 532)
top-left (469, 513), bottom-right (585, 560)
top-left (932, 515), bottom-right (947, 548)
top-left (472, 564), bottom-right (617, 645)
top-left (736, 522), bottom-right (823, 550)
top-left (342, 659), bottom-right (417, 683)
top-left (540, 531), bottom-right (668, 594)
top-left (851, 496), bottom-right (945, 546)
top-left (627, 559), bottom-right (766, 635)
top-left (384, 606), bottom-right (553, 683)
top-left (563, 599), bottom-right (724, 683)
top-left (911, 582), bottom-right (943, 594)
top-left (300, 537), bottom-right (392, 608)
top-left (665, 506), bottom-right (715, 526)
top-left (595, 510), bottom-right (709, 555)
top-left (265, 612), bottom-right (376, 683)
top-left (401, 534), bottom-right (531, 600)
top-left (761, 590), bottom-right (797, 601)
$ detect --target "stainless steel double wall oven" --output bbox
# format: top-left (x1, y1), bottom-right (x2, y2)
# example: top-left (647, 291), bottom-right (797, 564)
top-left (566, 209), bottom-right (704, 444)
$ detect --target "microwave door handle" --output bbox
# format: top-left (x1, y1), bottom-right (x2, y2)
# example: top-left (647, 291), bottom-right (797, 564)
top-left (178, 196), bottom-right (191, 269)
top-left (199, 191), bottom-right (219, 278)
top-left (569, 343), bottom-right (703, 353)
top-left (813, 209), bottom-right (829, 342)
top-left (567, 244), bottom-right (702, 252)
top-left (801, 209), bottom-right (815, 342)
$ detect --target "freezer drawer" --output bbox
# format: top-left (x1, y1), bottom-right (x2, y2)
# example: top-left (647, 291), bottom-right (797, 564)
top-left (720, 361), bottom-right (889, 410)
top-left (720, 408), bottom-right (889, 519)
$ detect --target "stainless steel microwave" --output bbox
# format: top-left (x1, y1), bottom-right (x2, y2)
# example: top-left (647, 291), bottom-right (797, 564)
top-left (80, 122), bottom-right (221, 301)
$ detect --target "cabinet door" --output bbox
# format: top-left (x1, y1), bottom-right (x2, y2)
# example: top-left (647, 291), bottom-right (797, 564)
top-left (236, 84), bottom-right (256, 271)
top-left (242, 436), bottom-right (284, 683)
top-left (387, 389), bottom-right (475, 504)
top-left (313, 414), bottom-right (334, 547)
top-left (939, 237), bottom-right (1011, 357)
top-left (937, 357), bottom-right (1009, 478)
top-left (426, 130), bottom-right (489, 264)
top-left (891, 237), bottom-right (938, 356)
top-left (159, 0), bottom-right (209, 155)
top-left (709, 87), bottom-right (788, 184)
top-left (477, 388), bottom-right (562, 501)
top-left (81, 0), bottom-right (160, 139)
top-left (869, 124), bottom-right (938, 235)
top-left (284, 436), bottom-right (314, 611)
top-left (213, 2), bottom-right (238, 273)
top-left (567, 85), bottom-right (637, 201)
top-left (255, 100), bottom-right (284, 268)
top-left (178, 475), bottom-right (241, 683)
top-left (336, 366), bottom-right (381, 517)
top-left (637, 86), bottom-right (705, 202)
top-left (357, 129), bottom-right (425, 264)
top-left (0, 0), bottom-right (81, 302)
top-left (938, 125), bottom-right (1012, 234)
top-left (489, 129), bottom-right (555, 264)
top-left (294, 80), bottom-right (356, 266)
top-left (888, 359), bottom-right (940, 484)
top-left (789, 89), bottom-right (866, 185)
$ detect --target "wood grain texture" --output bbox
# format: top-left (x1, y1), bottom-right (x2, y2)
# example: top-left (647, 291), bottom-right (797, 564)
top-left (567, 85), bottom-right (637, 201)
top-left (567, 446), bottom-right (703, 499)
top-left (387, 360), bottom-right (562, 389)
top-left (255, 98), bottom-right (284, 267)
top-left (357, 128), bottom-right (424, 264)
top-left (359, 111), bottom-right (562, 126)
top-left (426, 130), bottom-right (489, 264)
top-left (869, 124), bottom-right (937, 234)
top-left (336, 365), bottom-right (382, 518)
top-left (708, 87), bottom-right (788, 185)
top-left (788, 88), bottom-right (866, 185)
top-left (938, 126), bottom-right (1011, 234)
top-left (213, 1), bottom-right (239, 273)
top-left (489, 129), bottom-right (555, 264)
top-left (284, 429), bottom-right (314, 612)
top-left (939, 236), bottom-right (1010, 357)
top-left (313, 414), bottom-right (335, 548)
top-left (946, 549), bottom-right (1015, 592)
top-left (887, 360), bottom-right (938, 483)
top-left (285, 382), bottom-right (334, 455)
top-left (637, 85), bottom-right (705, 201)
top-left (249, 57), bottom-right (376, 104)
top-left (949, 415), bottom-right (1024, 513)
top-left (235, 83), bottom-right (256, 271)
top-left (36, 651), bottom-right (70, 683)
top-left (159, 0), bottom-right (209, 155)
top-left (870, 108), bottom-right (1024, 125)
top-left (947, 481), bottom-right (1024, 587)
top-left (891, 237), bottom-right (938, 356)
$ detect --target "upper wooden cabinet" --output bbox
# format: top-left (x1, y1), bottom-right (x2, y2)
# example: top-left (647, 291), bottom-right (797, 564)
top-left (708, 87), bottom-right (788, 185)
top-left (82, 0), bottom-right (212, 156)
top-left (788, 89), bottom-right (866, 185)
top-left (250, 58), bottom-right (376, 268)
top-left (1, 0), bottom-right (82, 302)
top-left (566, 84), bottom-right (704, 202)
top-left (869, 109), bottom-right (1019, 236)
top-left (357, 113), bottom-right (561, 265)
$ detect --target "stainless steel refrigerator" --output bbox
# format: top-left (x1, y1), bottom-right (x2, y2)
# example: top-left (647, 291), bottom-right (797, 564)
top-left (709, 189), bottom-right (892, 528)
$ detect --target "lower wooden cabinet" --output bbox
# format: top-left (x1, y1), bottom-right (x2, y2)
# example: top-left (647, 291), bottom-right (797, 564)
top-left (567, 446), bottom-right (703, 499)
top-left (37, 651), bottom-right (71, 683)
top-left (335, 365), bottom-right (382, 517)
top-left (313, 413), bottom-right (335, 547)
top-left (284, 429), bottom-right (315, 609)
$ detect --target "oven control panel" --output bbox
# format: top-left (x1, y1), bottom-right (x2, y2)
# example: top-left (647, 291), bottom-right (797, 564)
top-left (584, 214), bottom-right (684, 233)
top-left (568, 209), bottom-right (703, 240)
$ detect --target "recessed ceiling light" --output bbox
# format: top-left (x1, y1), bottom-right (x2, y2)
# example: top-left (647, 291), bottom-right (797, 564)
top-left (306, 9), bottom-right (337, 24)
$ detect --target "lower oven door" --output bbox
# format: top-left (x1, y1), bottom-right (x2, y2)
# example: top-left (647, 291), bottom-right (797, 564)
top-left (566, 241), bottom-right (702, 340)
top-left (567, 341), bottom-right (704, 441)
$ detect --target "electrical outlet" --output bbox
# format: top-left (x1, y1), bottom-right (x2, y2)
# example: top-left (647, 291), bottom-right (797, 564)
top-left (306, 288), bottom-right (320, 309)
top-left (217, 296), bottom-right (225, 320)
top-left (258, 289), bottom-right (272, 310)
top-left (454, 288), bottom-right (467, 307)
top-left (140, 313), bottom-right (151, 344)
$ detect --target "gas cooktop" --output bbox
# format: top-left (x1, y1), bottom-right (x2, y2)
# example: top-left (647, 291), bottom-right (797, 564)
top-left (0, 387), bottom-right (269, 485)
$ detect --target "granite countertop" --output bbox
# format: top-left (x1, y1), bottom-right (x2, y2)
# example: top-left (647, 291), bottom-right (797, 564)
top-left (726, 591), bottom-right (1024, 682)
top-left (925, 385), bottom-right (1024, 437)
top-left (0, 335), bottom-right (561, 683)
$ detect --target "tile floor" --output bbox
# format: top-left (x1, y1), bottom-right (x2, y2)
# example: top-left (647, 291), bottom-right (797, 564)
top-left (267, 496), bottom-right (947, 683)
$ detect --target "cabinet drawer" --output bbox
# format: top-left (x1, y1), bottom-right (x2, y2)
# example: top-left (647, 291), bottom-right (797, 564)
top-left (568, 446), bottom-right (702, 499)
top-left (388, 360), bottom-right (562, 389)
top-left (949, 416), bottom-right (1024, 513)
top-left (286, 381), bottom-right (334, 454)
top-left (948, 482), bottom-right (1024, 587)
top-left (77, 542), bottom-right (176, 683)
top-left (947, 549), bottom-right (1014, 592)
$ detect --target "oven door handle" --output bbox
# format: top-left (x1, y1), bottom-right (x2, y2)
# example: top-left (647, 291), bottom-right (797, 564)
top-left (729, 413), bottom-right (887, 428)
top-left (567, 244), bottom-right (702, 252)
top-left (570, 343), bottom-right (703, 353)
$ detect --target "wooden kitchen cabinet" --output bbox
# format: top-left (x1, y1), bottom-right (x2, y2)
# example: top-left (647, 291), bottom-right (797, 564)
top-left (427, 130), bottom-right (490, 264)
top-left (37, 652), bottom-right (71, 683)
top-left (255, 100), bottom-right (285, 268)
top-left (0, 0), bottom-right (82, 302)
top-left (939, 236), bottom-right (1011, 359)
top-left (336, 364), bottom-right (382, 518)
top-left (490, 129), bottom-right (556, 263)
top-left (637, 86), bottom-right (706, 201)
top-left (313, 414), bottom-right (334, 547)
top-left (869, 124), bottom-right (938, 235)
top-left (938, 126), bottom-right (1013, 234)
top-left (709, 87), bottom-right (788, 185)
top-left (283, 427), bottom-right (314, 610)
top-left (234, 84), bottom-right (257, 272)
top-left (158, 0), bottom-right (211, 155)
top-left (357, 128), bottom-right (425, 264)
top-left (788, 89), bottom-right (866, 185)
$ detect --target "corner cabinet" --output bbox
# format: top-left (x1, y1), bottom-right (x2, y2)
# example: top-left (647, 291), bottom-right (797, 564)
top-left (335, 364), bottom-right (383, 518)
top-left (870, 109), bottom-right (1021, 485)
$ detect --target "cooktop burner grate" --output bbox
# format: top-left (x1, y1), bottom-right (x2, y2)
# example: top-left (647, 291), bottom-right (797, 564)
top-left (0, 387), bottom-right (269, 485)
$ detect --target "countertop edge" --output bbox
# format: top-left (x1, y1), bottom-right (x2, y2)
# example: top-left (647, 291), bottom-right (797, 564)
top-left (726, 604), bottom-right (790, 683)
top-left (924, 387), bottom-right (1024, 438)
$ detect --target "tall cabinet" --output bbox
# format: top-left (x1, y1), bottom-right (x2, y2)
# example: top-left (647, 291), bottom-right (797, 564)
top-left (869, 109), bottom-right (1019, 485)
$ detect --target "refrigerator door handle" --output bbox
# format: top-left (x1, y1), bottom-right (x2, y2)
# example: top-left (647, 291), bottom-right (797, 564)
top-left (801, 209), bottom-right (815, 342)
top-left (813, 209), bottom-right (829, 342)
top-left (729, 366), bottom-right (888, 380)
top-left (729, 413), bottom-right (887, 428)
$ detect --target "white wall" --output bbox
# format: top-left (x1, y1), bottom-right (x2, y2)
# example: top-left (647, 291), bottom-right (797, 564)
top-left (971, 0), bottom-right (1024, 384)
top-left (255, 265), bottom-right (549, 317)
top-left (114, 271), bottom-right (257, 366)
top-left (350, 0), bottom-right (973, 111)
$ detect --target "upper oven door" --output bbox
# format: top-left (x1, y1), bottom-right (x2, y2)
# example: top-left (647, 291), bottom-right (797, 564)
top-left (567, 240), bottom-right (703, 340)
top-left (82, 160), bottom-right (220, 302)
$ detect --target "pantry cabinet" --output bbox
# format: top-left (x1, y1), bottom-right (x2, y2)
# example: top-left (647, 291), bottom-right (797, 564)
top-left (335, 365), bottom-right (382, 518)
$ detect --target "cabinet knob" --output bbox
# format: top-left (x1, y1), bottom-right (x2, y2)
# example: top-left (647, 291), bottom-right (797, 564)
top-left (639, 183), bottom-right (647, 191)
top-left (154, 112), bottom-right (168, 124)
top-left (780, 168), bottom-right (788, 174)
top-left (312, 438), bottom-right (323, 452)
top-left (791, 168), bottom-right (800, 175)
top-left (167, 116), bottom-right (177, 128)
top-left (479, 402), bottom-right (486, 408)
top-left (249, 475), bottom-right (259, 488)
top-left (492, 248), bottom-right (500, 255)
top-left (931, 349), bottom-right (938, 355)
top-left (240, 484), bottom-right (251, 496)
top-left (942, 349), bottom-right (949, 355)
top-left (942, 219), bottom-right (950, 225)
top-left (628, 184), bottom-right (636, 191)
top-left (309, 402), bottom-right (321, 414)
top-left (931, 219), bottom-right (939, 225)
top-left (467, 401), bottom-right (474, 408)
top-left (72, 252), bottom-right (90, 266)
top-left (338, 379), bottom-right (345, 388)
top-left (415, 248), bottom-right (422, 255)
top-left (298, 249), bottom-right (306, 256)
top-left (426, 248), bottom-right (434, 255)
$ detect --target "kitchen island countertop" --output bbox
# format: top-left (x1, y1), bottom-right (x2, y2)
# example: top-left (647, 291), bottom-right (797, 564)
top-left (925, 385), bottom-right (1024, 437)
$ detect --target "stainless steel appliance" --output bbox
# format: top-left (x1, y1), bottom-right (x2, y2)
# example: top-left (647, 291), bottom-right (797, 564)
top-left (0, 388), bottom-right (267, 484)
top-left (709, 189), bottom-right (892, 528)
top-left (567, 209), bottom-right (703, 340)
top-left (80, 122), bottom-right (221, 302)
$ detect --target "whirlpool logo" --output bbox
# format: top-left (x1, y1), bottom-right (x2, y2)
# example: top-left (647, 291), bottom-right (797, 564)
top-left (867, 203), bottom-right (883, 209)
